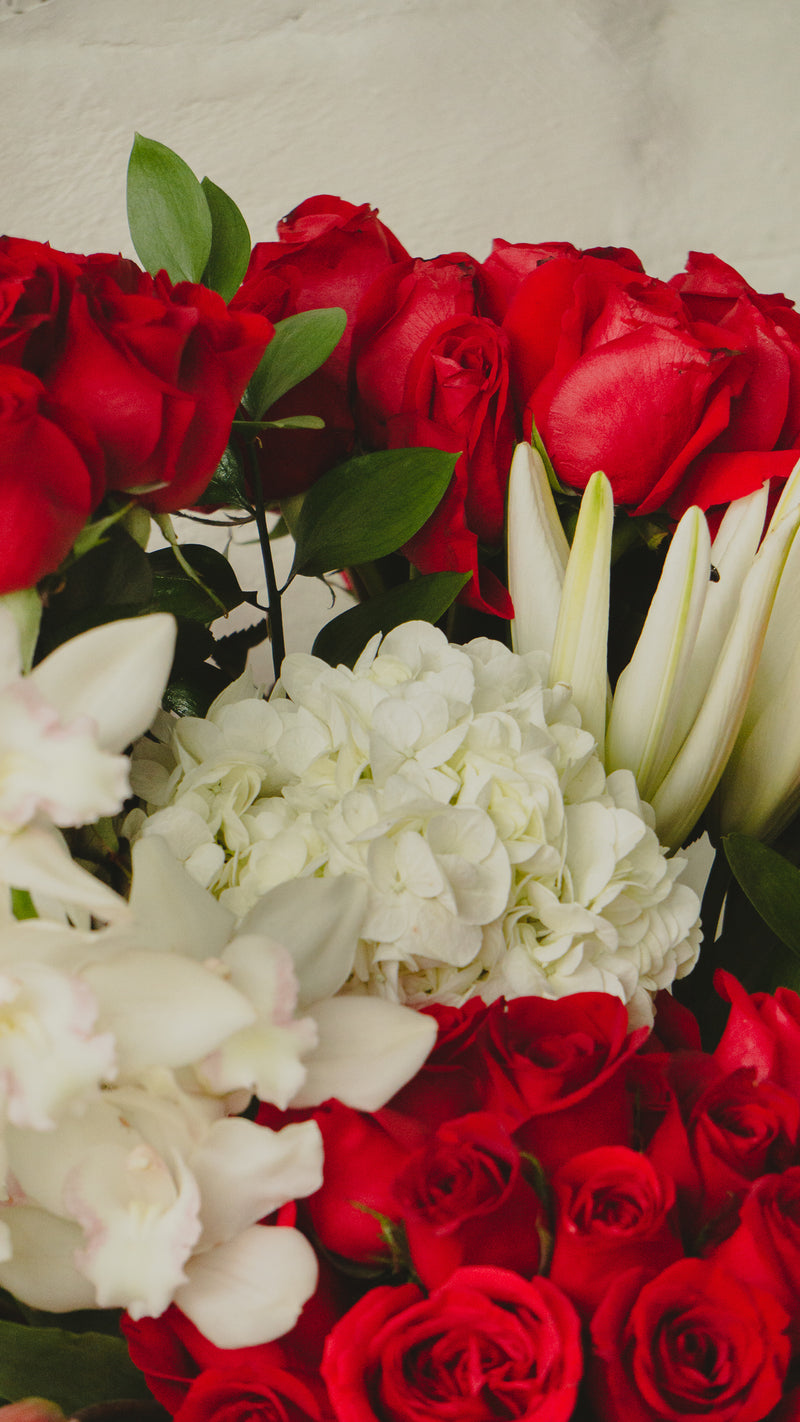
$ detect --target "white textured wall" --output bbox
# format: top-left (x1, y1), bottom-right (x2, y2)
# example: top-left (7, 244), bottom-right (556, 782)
top-left (2, 0), bottom-right (799, 664)
top-left (2, 0), bottom-right (800, 291)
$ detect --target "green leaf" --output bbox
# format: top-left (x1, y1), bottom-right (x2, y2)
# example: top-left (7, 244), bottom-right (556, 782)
top-left (0, 1318), bottom-right (151, 1410)
top-left (201, 444), bottom-right (253, 511)
top-left (232, 415), bottom-right (326, 436)
top-left (148, 544), bottom-right (246, 622)
top-left (292, 448), bottom-right (458, 577)
top-left (243, 308), bottom-right (347, 418)
top-left (70, 501), bottom-right (135, 561)
top-left (723, 833), bottom-right (800, 957)
top-left (10, 889), bottom-right (36, 921)
top-left (200, 175), bottom-right (252, 302)
top-left (126, 133), bottom-right (212, 283)
top-left (313, 571), bottom-right (470, 667)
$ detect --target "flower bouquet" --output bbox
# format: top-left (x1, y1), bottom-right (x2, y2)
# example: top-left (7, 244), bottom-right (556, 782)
top-left (3, 135), bottom-right (800, 1419)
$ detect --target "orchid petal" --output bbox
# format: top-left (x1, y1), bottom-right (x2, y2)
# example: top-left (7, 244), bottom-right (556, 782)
top-left (29, 614), bottom-right (176, 753)
top-left (176, 1223), bottom-right (318, 1348)
top-left (128, 836), bottom-right (235, 961)
top-left (190, 1117), bottom-right (323, 1249)
top-left (507, 442), bottom-right (569, 657)
top-left (83, 951), bottom-right (256, 1077)
top-left (0, 1207), bottom-right (94, 1312)
top-left (292, 995), bottom-right (437, 1111)
top-left (652, 504), bottom-right (800, 848)
top-left (606, 505), bottom-right (710, 801)
top-left (549, 470), bottom-right (612, 753)
top-left (239, 876), bottom-right (368, 1008)
top-left (0, 827), bottom-right (128, 922)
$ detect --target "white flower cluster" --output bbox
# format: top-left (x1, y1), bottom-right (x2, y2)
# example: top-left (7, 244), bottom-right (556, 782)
top-left (129, 622), bottom-right (702, 1026)
top-left (0, 608), bottom-right (434, 1347)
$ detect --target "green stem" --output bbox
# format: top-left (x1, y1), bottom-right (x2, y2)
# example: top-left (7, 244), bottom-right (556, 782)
top-left (245, 444), bottom-right (285, 681)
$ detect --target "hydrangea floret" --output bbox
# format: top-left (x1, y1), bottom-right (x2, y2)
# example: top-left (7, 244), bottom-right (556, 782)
top-left (128, 622), bottom-right (702, 1026)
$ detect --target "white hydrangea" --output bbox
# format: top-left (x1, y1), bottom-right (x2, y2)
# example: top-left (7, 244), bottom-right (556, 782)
top-left (128, 623), bottom-right (702, 1026)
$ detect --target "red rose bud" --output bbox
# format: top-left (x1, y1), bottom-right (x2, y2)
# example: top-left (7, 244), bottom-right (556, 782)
top-left (393, 1112), bottom-right (543, 1289)
top-left (549, 1146), bottom-right (683, 1318)
top-left (590, 1259), bottom-right (790, 1422)
top-left (322, 1268), bottom-right (583, 1422)
top-left (715, 969), bottom-right (800, 1096)
top-left (303, 1101), bottom-right (411, 1265)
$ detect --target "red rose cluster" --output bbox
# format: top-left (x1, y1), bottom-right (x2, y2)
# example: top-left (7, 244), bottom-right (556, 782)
top-left (233, 200), bottom-right (800, 615)
top-left (0, 238), bottom-right (273, 593)
top-left (124, 974), bottom-right (800, 1421)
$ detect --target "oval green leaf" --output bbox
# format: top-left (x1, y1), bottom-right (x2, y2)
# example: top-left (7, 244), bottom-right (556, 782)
top-left (127, 133), bottom-right (212, 283)
top-left (243, 308), bottom-right (347, 419)
top-left (723, 833), bottom-right (800, 958)
top-left (0, 1319), bottom-right (151, 1410)
top-left (148, 543), bottom-right (246, 622)
top-left (312, 571), bottom-right (470, 667)
top-left (200, 175), bottom-right (252, 302)
top-left (291, 448), bottom-right (458, 577)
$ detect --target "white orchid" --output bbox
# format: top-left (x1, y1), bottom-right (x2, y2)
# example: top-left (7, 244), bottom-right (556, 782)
top-left (0, 1072), bottom-right (323, 1346)
top-left (508, 442), bottom-right (800, 850)
top-left (0, 838), bottom-right (436, 1341)
top-left (0, 608), bottom-right (176, 918)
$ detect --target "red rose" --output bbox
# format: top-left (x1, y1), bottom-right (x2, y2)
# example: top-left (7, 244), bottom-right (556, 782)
top-left (242, 196), bottom-right (407, 386)
top-left (386, 997), bottom-right (489, 1127)
top-left (482, 993), bottom-right (648, 1174)
top-left (648, 1060), bottom-right (800, 1232)
top-left (715, 969), bottom-right (800, 1096)
top-left (389, 314), bottom-right (516, 615)
top-left (479, 238), bottom-right (643, 322)
top-left (322, 1267), bottom-right (583, 1422)
top-left (707, 1167), bottom-right (800, 1339)
top-left (549, 1146), bottom-right (683, 1318)
top-left (352, 255), bottom-right (515, 614)
top-left (667, 252), bottom-right (800, 512)
top-left (303, 1101), bottom-right (413, 1265)
top-left (0, 236), bottom-right (80, 370)
top-left (393, 1111), bottom-right (542, 1289)
top-left (590, 1259), bottom-right (790, 1422)
top-left (173, 1362), bottom-right (328, 1422)
top-left (0, 365), bottom-right (104, 592)
top-left (499, 248), bottom-right (738, 515)
top-left (46, 260), bottom-right (271, 510)
top-left (353, 254), bottom-right (478, 439)
top-left (232, 196), bottom-right (407, 501)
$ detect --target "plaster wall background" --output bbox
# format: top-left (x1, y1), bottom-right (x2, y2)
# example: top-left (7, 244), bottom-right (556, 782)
top-left (0, 0), bottom-right (798, 662)
top-left (1, 0), bottom-right (798, 289)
